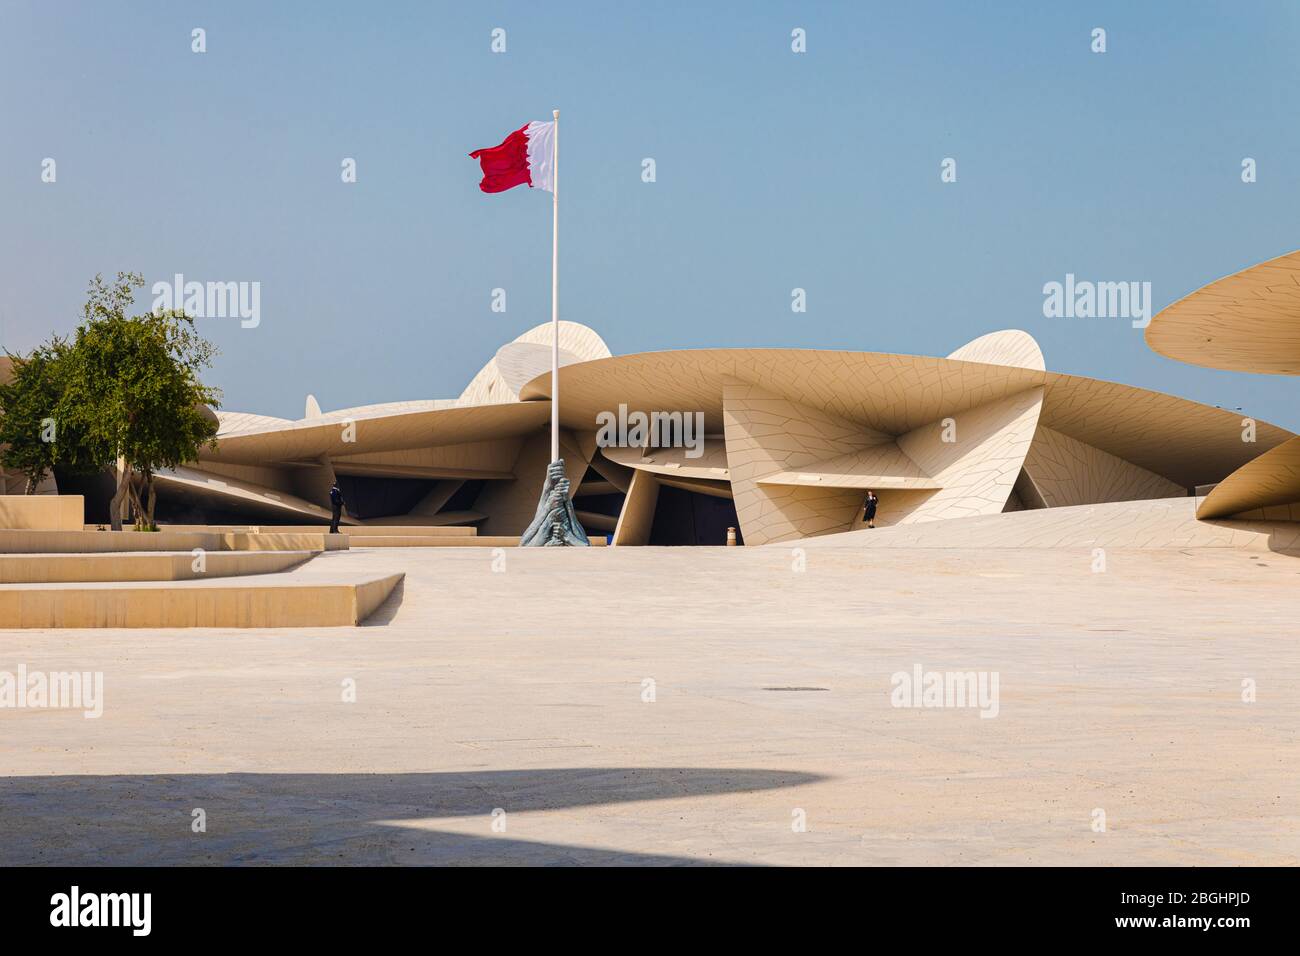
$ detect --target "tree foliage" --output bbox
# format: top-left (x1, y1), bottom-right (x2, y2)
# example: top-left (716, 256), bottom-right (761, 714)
top-left (0, 272), bottom-right (221, 528)
top-left (0, 337), bottom-right (72, 492)
top-left (57, 273), bottom-right (222, 528)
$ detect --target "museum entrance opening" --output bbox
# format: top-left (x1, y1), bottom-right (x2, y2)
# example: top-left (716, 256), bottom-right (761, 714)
top-left (648, 484), bottom-right (742, 546)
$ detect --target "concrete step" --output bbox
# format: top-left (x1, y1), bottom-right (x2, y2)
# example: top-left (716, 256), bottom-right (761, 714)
top-left (265, 525), bottom-right (477, 537)
top-left (0, 571), bottom-right (403, 628)
top-left (0, 550), bottom-right (314, 584)
top-left (100, 523), bottom-right (479, 536)
top-left (796, 496), bottom-right (1300, 552)
top-left (347, 535), bottom-right (521, 548)
top-left (2, 530), bottom-right (347, 554)
top-left (222, 532), bottom-right (349, 552)
top-left (347, 535), bottom-right (608, 548)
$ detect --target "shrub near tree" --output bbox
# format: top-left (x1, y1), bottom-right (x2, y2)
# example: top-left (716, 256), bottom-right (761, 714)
top-left (57, 272), bottom-right (222, 530)
top-left (0, 337), bottom-right (73, 493)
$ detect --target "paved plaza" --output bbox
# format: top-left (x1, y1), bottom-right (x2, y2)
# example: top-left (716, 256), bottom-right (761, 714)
top-left (3, 525), bottom-right (1298, 865)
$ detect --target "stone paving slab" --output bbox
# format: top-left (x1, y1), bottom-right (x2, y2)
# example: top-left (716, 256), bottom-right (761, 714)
top-left (2, 523), bottom-right (1296, 864)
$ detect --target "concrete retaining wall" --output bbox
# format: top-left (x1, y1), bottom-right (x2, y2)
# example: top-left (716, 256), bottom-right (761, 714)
top-left (0, 495), bottom-right (84, 530)
top-left (0, 572), bottom-right (404, 628)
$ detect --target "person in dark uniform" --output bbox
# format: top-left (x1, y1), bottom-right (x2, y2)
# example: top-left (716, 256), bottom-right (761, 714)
top-left (863, 489), bottom-right (878, 529)
top-left (329, 481), bottom-right (344, 533)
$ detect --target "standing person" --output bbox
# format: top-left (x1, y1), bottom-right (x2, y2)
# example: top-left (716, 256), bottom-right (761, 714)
top-left (329, 480), bottom-right (344, 534)
top-left (863, 490), bottom-right (878, 529)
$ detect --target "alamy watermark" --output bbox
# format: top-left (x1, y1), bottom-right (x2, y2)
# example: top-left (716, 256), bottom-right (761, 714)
top-left (151, 273), bottom-right (260, 328)
top-left (0, 665), bottom-right (103, 718)
top-left (50, 886), bottom-right (150, 936)
top-left (890, 663), bottom-right (999, 718)
top-left (595, 404), bottom-right (705, 458)
top-left (1042, 273), bottom-right (1151, 328)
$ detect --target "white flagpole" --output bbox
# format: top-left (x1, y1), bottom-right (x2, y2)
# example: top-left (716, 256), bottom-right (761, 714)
top-left (550, 108), bottom-right (560, 463)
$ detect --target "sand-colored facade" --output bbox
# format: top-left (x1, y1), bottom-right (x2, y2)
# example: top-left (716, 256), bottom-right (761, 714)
top-left (1147, 249), bottom-right (1300, 521)
top-left (151, 324), bottom-right (1300, 545)
top-left (8, 322), bottom-right (1294, 545)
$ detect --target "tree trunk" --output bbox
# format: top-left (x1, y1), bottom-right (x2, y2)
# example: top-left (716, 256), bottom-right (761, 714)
top-left (24, 474), bottom-right (39, 495)
top-left (127, 476), bottom-right (145, 529)
top-left (144, 475), bottom-right (157, 529)
top-left (109, 463), bottom-right (131, 531)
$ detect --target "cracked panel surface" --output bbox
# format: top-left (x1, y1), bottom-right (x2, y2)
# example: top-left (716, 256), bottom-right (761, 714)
top-left (1146, 248), bottom-right (1300, 374)
top-left (460, 321), bottom-right (611, 406)
top-left (892, 387), bottom-right (1044, 524)
top-left (946, 328), bottom-right (1046, 371)
top-left (723, 380), bottom-right (888, 545)
top-left (1199, 435), bottom-right (1300, 520)
top-left (1023, 425), bottom-right (1184, 508)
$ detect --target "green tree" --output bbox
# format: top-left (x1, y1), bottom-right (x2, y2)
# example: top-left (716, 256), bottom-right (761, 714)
top-left (0, 338), bottom-right (70, 493)
top-left (58, 273), bottom-right (221, 529)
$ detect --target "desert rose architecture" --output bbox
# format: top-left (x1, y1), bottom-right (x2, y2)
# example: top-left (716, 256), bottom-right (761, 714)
top-left (6, 313), bottom-right (1294, 548)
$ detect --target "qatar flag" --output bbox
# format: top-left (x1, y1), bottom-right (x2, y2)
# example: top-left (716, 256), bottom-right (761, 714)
top-left (468, 121), bottom-right (556, 193)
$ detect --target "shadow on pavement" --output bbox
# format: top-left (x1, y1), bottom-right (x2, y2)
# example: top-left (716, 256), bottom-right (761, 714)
top-left (1, 766), bottom-right (824, 866)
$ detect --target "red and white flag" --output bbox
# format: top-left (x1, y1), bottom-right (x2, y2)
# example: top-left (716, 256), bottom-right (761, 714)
top-left (469, 112), bottom-right (564, 465)
top-left (468, 121), bottom-right (556, 193)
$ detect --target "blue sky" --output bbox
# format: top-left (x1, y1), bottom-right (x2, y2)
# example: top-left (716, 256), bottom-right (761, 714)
top-left (3, 1), bottom-right (1299, 427)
